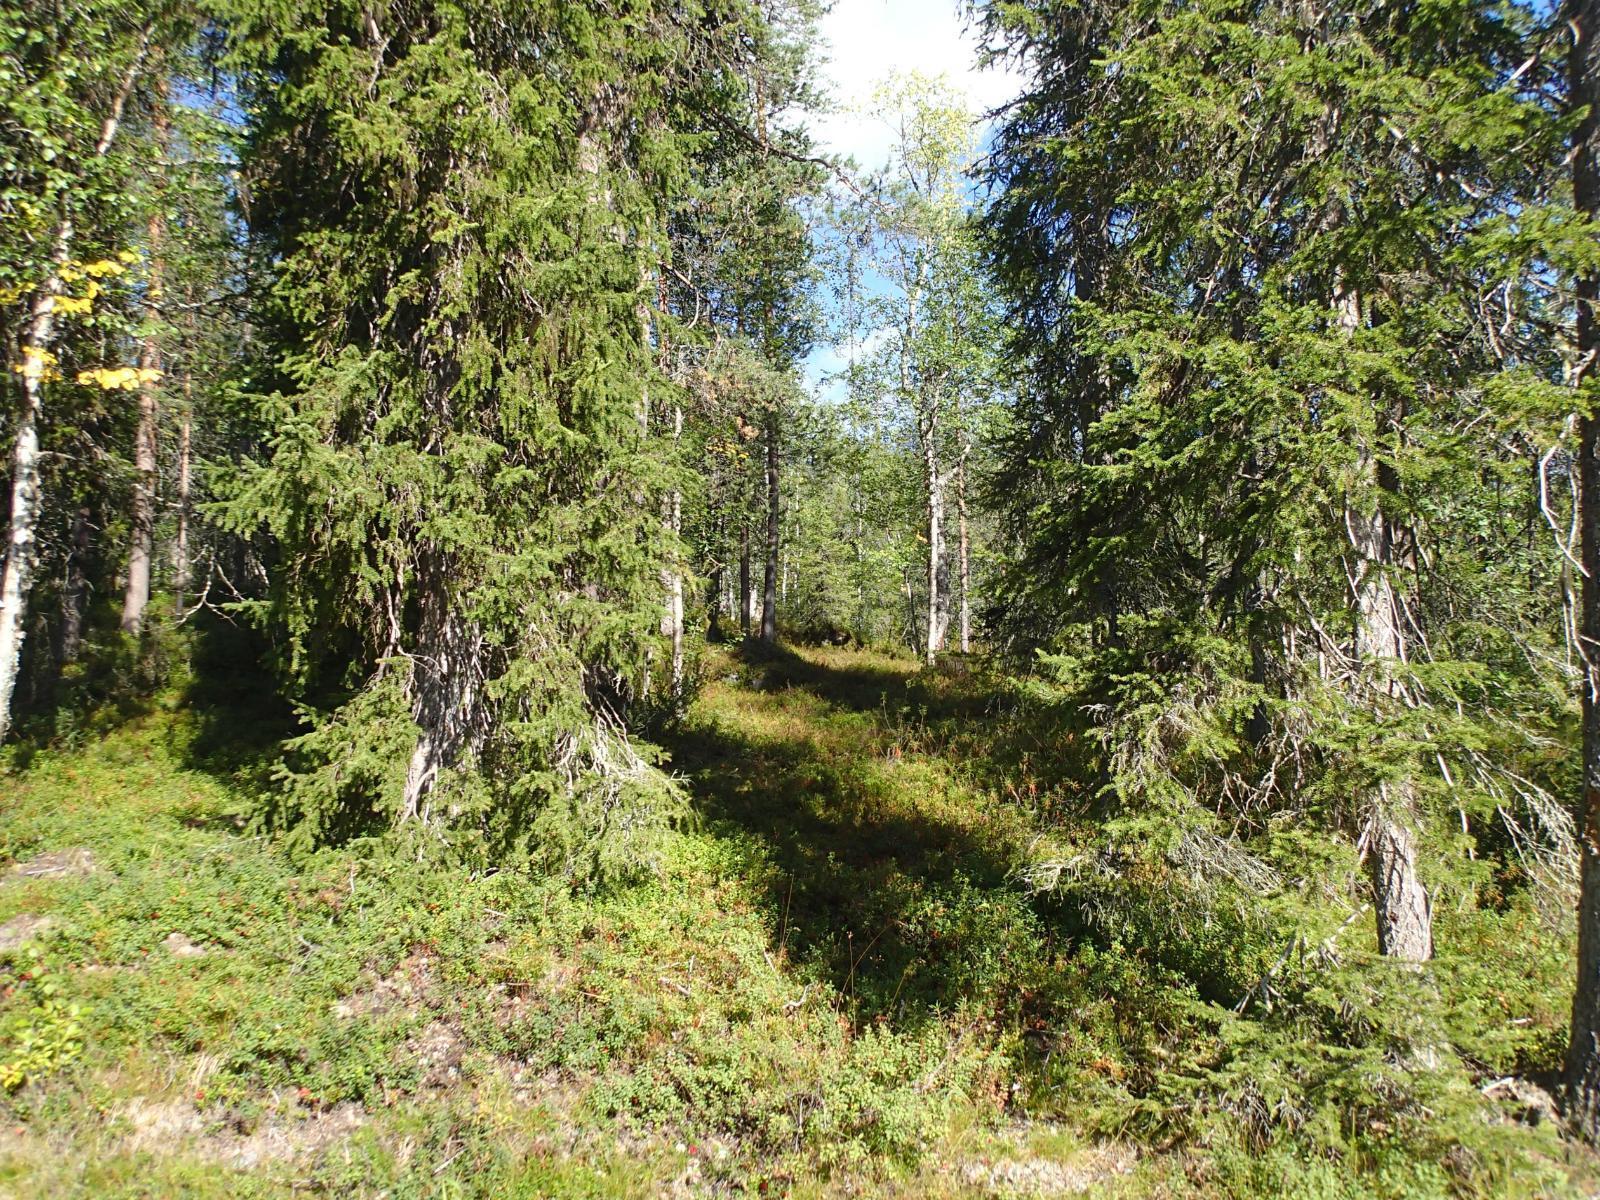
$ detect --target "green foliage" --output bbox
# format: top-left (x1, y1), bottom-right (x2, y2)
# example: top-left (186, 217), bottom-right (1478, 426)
top-left (0, 949), bottom-right (84, 1092)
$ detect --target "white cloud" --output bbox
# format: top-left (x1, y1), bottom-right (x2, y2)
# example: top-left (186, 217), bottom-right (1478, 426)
top-left (805, 0), bottom-right (1026, 169)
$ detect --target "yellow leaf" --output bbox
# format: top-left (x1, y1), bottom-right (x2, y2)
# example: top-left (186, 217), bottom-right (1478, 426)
top-left (12, 347), bottom-right (60, 383)
top-left (76, 366), bottom-right (146, 391)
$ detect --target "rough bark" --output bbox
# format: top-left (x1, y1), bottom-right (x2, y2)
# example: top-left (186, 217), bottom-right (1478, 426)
top-left (121, 87), bottom-right (167, 636)
top-left (760, 411), bottom-right (779, 643)
top-left (0, 31), bottom-right (148, 741)
top-left (739, 522), bottom-right (752, 634)
top-left (1369, 799), bottom-right (1433, 961)
top-left (1340, 283), bottom-right (1433, 965)
top-left (706, 563), bottom-right (724, 642)
top-left (666, 401), bottom-right (684, 696)
top-left (173, 385), bottom-right (192, 615)
top-left (1567, 0), bottom-right (1600, 1142)
top-left (401, 567), bottom-right (483, 822)
top-left (956, 432), bottom-right (971, 655)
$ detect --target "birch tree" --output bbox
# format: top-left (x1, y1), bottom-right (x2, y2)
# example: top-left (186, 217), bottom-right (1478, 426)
top-left (849, 74), bottom-right (998, 664)
top-left (0, 5), bottom-right (156, 740)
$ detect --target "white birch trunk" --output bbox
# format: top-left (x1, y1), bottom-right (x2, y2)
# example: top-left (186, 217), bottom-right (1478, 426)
top-left (0, 33), bottom-right (147, 739)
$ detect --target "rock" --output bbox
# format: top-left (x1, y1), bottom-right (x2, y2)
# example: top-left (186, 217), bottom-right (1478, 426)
top-left (406, 1019), bottom-right (468, 1089)
top-left (163, 932), bottom-right (207, 958)
top-left (9, 848), bottom-right (95, 880)
top-left (0, 915), bottom-right (55, 953)
top-left (957, 1133), bottom-right (1135, 1197)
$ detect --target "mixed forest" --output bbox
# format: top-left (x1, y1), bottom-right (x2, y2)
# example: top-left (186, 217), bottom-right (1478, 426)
top-left (5, 0), bottom-right (1600, 1195)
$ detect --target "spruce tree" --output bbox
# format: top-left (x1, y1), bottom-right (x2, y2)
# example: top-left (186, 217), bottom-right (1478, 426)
top-left (220, 0), bottom-right (769, 866)
top-left (979, 0), bottom-right (1567, 965)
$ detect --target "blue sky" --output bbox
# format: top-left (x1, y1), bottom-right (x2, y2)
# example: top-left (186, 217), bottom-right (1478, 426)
top-left (799, 0), bottom-right (1026, 402)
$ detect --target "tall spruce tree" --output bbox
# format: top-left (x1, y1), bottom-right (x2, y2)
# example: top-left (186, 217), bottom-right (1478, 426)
top-left (979, 0), bottom-right (1568, 966)
top-left (220, 0), bottom-right (769, 867)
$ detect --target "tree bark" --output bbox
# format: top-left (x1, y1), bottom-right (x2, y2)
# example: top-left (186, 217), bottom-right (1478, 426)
top-left (739, 521), bottom-right (752, 634)
top-left (923, 408), bottom-right (947, 665)
top-left (1369, 796), bottom-right (1433, 961)
top-left (666, 401), bottom-right (684, 696)
top-left (0, 229), bottom-right (71, 742)
top-left (58, 505), bottom-right (92, 667)
top-left (121, 84), bottom-right (168, 636)
top-left (1567, 0), bottom-right (1600, 1141)
top-left (956, 431), bottom-right (971, 655)
top-left (401, 565), bottom-right (482, 823)
top-left (1339, 283), bottom-right (1433, 965)
top-left (707, 564), bottom-right (723, 642)
top-left (0, 32), bottom-right (148, 740)
top-left (173, 378), bottom-right (192, 615)
top-left (760, 411), bottom-right (779, 643)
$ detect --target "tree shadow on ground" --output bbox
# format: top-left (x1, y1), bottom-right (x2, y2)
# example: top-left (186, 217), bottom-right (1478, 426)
top-left (737, 638), bottom-right (1002, 724)
top-left (668, 642), bottom-right (1048, 1031)
top-left (177, 612), bottom-right (298, 800)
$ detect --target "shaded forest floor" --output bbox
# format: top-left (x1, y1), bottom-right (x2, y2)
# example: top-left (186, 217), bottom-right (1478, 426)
top-left (0, 643), bottom-right (1591, 1197)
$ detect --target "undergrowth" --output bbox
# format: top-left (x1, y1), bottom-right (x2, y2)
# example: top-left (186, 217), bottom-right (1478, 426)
top-left (0, 641), bottom-right (1590, 1197)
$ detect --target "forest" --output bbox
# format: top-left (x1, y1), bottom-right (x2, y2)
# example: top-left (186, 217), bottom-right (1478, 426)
top-left (3, 0), bottom-right (1600, 1195)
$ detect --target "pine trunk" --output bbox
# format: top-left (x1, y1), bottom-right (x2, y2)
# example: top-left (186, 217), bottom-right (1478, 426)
top-left (58, 505), bottom-right (91, 667)
top-left (1566, 0), bottom-right (1600, 1141)
top-left (666, 402), bottom-right (684, 696)
top-left (173, 388), bottom-right (191, 615)
top-left (739, 522), bottom-right (752, 634)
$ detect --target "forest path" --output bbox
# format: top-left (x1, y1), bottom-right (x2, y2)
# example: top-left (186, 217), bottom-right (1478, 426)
top-left (0, 642), bottom-right (1141, 1197)
top-left (668, 642), bottom-right (1047, 1027)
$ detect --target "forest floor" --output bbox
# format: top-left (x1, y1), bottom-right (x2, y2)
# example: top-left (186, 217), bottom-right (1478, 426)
top-left (0, 642), bottom-right (1589, 1197)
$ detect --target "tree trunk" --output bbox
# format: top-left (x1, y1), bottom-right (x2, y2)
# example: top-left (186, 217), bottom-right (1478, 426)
top-left (58, 505), bottom-right (92, 667)
top-left (760, 411), bottom-right (779, 643)
top-left (1340, 283), bottom-right (1432, 965)
top-left (707, 565), bottom-right (723, 642)
top-left (1567, 0), bottom-right (1600, 1141)
top-left (923, 411), bottom-right (947, 665)
top-left (739, 522), bottom-right (752, 634)
top-left (1369, 797), bottom-right (1433, 961)
top-left (0, 32), bottom-right (147, 741)
top-left (956, 435), bottom-right (971, 654)
top-left (401, 566), bottom-right (482, 823)
top-left (0, 230), bottom-right (70, 743)
top-left (666, 402), bottom-right (684, 696)
top-left (903, 563), bottom-right (922, 653)
top-left (121, 88), bottom-right (167, 636)
top-left (173, 382), bottom-right (192, 615)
